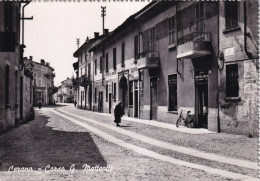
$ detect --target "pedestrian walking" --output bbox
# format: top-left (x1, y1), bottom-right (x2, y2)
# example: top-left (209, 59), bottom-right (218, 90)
top-left (74, 100), bottom-right (77, 107)
top-left (38, 100), bottom-right (42, 109)
top-left (114, 101), bottom-right (122, 126)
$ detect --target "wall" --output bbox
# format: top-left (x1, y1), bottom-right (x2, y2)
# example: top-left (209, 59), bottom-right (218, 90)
top-left (218, 1), bottom-right (259, 136)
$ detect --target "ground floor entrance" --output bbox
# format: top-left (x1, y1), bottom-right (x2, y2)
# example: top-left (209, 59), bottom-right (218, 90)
top-left (195, 70), bottom-right (208, 128)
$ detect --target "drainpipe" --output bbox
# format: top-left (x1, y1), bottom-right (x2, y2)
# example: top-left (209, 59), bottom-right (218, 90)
top-left (176, 4), bottom-right (182, 78)
top-left (244, 1), bottom-right (253, 59)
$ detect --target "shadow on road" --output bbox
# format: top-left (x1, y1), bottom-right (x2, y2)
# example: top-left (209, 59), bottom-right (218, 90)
top-left (0, 111), bottom-right (107, 171)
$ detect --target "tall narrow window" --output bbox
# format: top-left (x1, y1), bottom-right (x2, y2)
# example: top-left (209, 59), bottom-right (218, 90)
top-left (15, 70), bottom-right (18, 104)
top-left (4, 3), bottom-right (13, 32)
top-left (106, 53), bottom-right (108, 72)
top-left (150, 27), bottom-right (156, 52)
top-left (106, 84), bottom-right (108, 100)
top-left (225, 1), bottom-right (238, 30)
top-left (5, 65), bottom-right (10, 105)
top-left (94, 88), bottom-right (97, 103)
top-left (100, 56), bottom-right (102, 73)
top-left (113, 82), bottom-right (116, 100)
top-left (129, 81), bottom-right (133, 106)
top-left (168, 74), bottom-right (177, 111)
top-left (88, 63), bottom-right (91, 78)
top-left (121, 42), bottom-right (125, 67)
top-left (195, 2), bottom-right (204, 32)
top-left (134, 35), bottom-right (139, 60)
top-left (113, 48), bottom-right (117, 70)
top-left (94, 59), bottom-right (97, 75)
top-left (226, 64), bottom-right (239, 97)
top-left (169, 16), bottom-right (175, 45)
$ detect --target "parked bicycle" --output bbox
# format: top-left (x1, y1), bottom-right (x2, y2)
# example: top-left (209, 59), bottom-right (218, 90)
top-left (176, 110), bottom-right (195, 128)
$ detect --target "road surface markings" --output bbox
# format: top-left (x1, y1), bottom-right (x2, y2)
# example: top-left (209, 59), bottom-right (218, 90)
top-left (49, 109), bottom-right (258, 181)
top-left (57, 109), bottom-right (258, 170)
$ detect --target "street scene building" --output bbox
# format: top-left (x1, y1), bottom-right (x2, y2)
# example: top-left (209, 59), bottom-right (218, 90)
top-left (56, 77), bottom-right (75, 103)
top-left (74, 1), bottom-right (259, 136)
top-left (0, 2), bottom-right (34, 133)
top-left (24, 56), bottom-right (56, 106)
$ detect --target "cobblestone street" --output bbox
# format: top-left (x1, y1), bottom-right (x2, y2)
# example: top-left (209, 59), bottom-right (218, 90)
top-left (0, 104), bottom-right (258, 181)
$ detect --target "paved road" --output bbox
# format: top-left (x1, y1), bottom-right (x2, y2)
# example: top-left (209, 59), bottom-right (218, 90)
top-left (0, 104), bottom-right (258, 181)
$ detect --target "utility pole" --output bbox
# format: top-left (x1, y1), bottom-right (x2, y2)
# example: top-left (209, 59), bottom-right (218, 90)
top-left (76, 38), bottom-right (80, 49)
top-left (101, 6), bottom-right (106, 34)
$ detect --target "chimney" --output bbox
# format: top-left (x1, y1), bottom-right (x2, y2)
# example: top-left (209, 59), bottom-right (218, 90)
top-left (40, 59), bottom-right (45, 65)
top-left (29, 56), bottom-right (33, 60)
top-left (94, 32), bottom-right (99, 38)
top-left (104, 29), bottom-right (109, 34)
top-left (46, 62), bottom-right (50, 67)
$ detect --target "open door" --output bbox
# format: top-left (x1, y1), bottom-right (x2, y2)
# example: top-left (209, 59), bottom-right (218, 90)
top-left (195, 70), bottom-right (208, 128)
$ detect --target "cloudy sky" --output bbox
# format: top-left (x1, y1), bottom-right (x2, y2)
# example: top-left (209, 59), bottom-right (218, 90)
top-left (23, 1), bottom-right (149, 86)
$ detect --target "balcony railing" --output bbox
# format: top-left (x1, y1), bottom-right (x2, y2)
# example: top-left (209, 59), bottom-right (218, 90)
top-left (177, 32), bottom-right (212, 46)
top-left (137, 50), bottom-right (159, 60)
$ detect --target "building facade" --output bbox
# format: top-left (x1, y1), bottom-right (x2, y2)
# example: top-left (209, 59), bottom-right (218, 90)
top-left (0, 2), bottom-right (34, 133)
top-left (57, 77), bottom-right (75, 103)
top-left (24, 57), bottom-right (55, 106)
top-left (74, 1), bottom-right (259, 136)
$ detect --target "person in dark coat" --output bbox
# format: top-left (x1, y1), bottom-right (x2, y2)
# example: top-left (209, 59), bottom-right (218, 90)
top-left (114, 102), bottom-right (122, 126)
top-left (38, 100), bottom-right (42, 109)
top-left (74, 100), bottom-right (77, 107)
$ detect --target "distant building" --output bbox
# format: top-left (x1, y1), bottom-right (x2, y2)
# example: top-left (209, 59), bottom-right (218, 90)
top-left (24, 57), bottom-right (55, 106)
top-left (57, 77), bottom-right (75, 103)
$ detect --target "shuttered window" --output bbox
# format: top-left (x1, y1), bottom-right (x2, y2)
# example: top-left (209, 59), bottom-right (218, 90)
top-left (225, 1), bottom-right (239, 30)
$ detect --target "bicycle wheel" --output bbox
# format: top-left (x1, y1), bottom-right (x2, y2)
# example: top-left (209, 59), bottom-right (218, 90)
top-left (176, 117), bottom-right (181, 128)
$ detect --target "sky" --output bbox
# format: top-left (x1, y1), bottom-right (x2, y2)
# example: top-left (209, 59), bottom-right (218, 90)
top-left (23, 1), bottom-right (149, 86)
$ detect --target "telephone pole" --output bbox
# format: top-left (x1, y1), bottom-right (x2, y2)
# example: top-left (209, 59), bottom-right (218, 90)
top-left (101, 6), bottom-right (106, 34)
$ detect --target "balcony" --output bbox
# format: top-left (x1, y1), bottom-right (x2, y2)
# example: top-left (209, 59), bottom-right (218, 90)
top-left (136, 50), bottom-right (160, 69)
top-left (177, 32), bottom-right (212, 59)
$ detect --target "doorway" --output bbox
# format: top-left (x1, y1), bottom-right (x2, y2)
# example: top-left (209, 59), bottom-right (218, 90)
top-left (98, 91), bottom-right (103, 112)
top-left (195, 70), bottom-right (208, 128)
top-left (109, 93), bottom-right (112, 113)
top-left (20, 76), bottom-right (23, 121)
top-left (134, 80), bottom-right (139, 118)
top-left (150, 77), bottom-right (158, 120)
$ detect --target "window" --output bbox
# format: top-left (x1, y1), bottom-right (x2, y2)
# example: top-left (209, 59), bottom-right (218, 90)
top-left (113, 48), bottom-right (117, 70)
top-left (95, 59), bottom-right (97, 75)
top-left (106, 53), bottom-right (108, 72)
top-left (113, 82), bottom-right (116, 100)
top-left (168, 74), bottom-right (177, 111)
top-left (121, 42), bottom-right (125, 67)
top-left (129, 81), bottom-right (133, 106)
top-left (150, 27), bottom-right (156, 52)
top-left (85, 50), bottom-right (87, 61)
top-left (4, 3), bottom-right (13, 32)
top-left (134, 35), bottom-right (139, 60)
top-left (5, 65), bottom-right (9, 105)
top-left (169, 16), bottom-right (175, 45)
top-left (100, 56), bottom-right (102, 73)
top-left (225, 1), bottom-right (238, 30)
top-left (94, 88), bottom-right (97, 103)
top-left (195, 2), bottom-right (204, 32)
top-left (106, 84), bottom-right (108, 100)
top-left (226, 64), bottom-right (239, 97)
top-left (70, 91), bottom-right (72, 94)
top-left (88, 63), bottom-right (91, 78)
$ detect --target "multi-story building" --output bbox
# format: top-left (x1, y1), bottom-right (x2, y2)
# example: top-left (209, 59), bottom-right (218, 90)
top-left (73, 33), bottom-right (107, 110)
top-left (75, 1), bottom-right (259, 136)
top-left (57, 77), bottom-right (75, 103)
top-left (0, 2), bottom-right (34, 133)
top-left (24, 57), bottom-right (55, 106)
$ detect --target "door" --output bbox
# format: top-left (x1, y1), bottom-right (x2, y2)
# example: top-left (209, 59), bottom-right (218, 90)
top-left (150, 77), bottom-right (158, 120)
top-left (20, 76), bottom-right (23, 120)
top-left (109, 93), bottom-right (112, 113)
top-left (195, 70), bottom-right (208, 128)
top-left (98, 91), bottom-right (103, 112)
top-left (134, 90), bottom-right (138, 118)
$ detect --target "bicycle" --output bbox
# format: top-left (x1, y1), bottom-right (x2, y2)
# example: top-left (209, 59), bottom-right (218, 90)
top-left (176, 110), bottom-right (195, 128)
